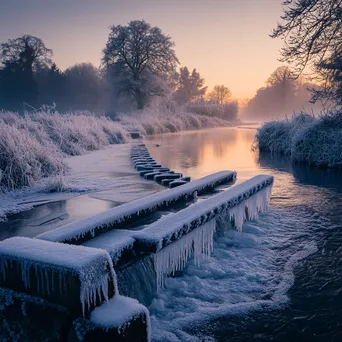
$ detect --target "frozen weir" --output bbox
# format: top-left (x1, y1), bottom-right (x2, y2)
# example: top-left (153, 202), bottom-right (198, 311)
top-left (0, 237), bottom-right (117, 317)
top-left (37, 170), bottom-right (236, 244)
top-left (0, 237), bottom-right (151, 341)
top-left (133, 175), bottom-right (273, 289)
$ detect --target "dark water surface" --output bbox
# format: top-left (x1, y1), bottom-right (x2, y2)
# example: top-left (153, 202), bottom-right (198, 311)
top-left (145, 127), bottom-right (342, 342)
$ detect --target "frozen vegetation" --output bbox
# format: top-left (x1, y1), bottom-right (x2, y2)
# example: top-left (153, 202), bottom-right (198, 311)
top-left (0, 111), bottom-right (127, 191)
top-left (0, 108), bottom-right (232, 192)
top-left (255, 112), bottom-right (342, 168)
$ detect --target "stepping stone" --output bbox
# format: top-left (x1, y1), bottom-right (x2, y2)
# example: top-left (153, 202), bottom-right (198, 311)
top-left (169, 180), bottom-right (188, 188)
top-left (144, 171), bottom-right (163, 180)
top-left (154, 173), bottom-right (182, 183)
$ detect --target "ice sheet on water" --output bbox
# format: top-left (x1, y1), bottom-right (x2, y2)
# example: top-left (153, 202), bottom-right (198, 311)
top-left (0, 237), bottom-right (117, 316)
top-left (37, 171), bottom-right (236, 243)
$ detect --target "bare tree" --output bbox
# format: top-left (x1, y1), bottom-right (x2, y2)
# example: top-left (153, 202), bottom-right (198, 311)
top-left (0, 35), bottom-right (52, 71)
top-left (0, 35), bottom-right (52, 110)
top-left (272, 0), bottom-right (342, 105)
top-left (103, 20), bottom-right (178, 109)
top-left (207, 85), bottom-right (232, 104)
top-left (266, 66), bottom-right (295, 87)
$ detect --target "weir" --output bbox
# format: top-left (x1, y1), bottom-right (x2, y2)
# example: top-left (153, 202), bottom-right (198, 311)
top-left (0, 143), bottom-right (274, 341)
top-left (36, 170), bottom-right (237, 244)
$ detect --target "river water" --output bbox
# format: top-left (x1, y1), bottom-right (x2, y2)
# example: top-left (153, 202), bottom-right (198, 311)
top-left (145, 127), bottom-right (342, 342)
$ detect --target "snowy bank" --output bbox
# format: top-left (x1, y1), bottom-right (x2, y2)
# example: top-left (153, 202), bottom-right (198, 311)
top-left (0, 111), bottom-right (127, 191)
top-left (255, 112), bottom-right (342, 168)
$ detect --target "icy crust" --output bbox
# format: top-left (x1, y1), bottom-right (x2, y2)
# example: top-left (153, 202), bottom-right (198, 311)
top-left (0, 237), bottom-right (117, 316)
top-left (90, 295), bottom-right (150, 332)
top-left (82, 230), bottom-right (135, 265)
top-left (36, 171), bottom-right (236, 243)
top-left (74, 296), bottom-right (151, 341)
top-left (134, 175), bottom-right (274, 252)
top-left (154, 219), bottom-right (216, 289)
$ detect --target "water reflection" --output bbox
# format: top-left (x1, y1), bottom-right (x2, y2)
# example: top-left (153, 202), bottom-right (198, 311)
top-left (0, 195), bottom-right (116, 241)
top-left (146, 127), bottom-right (342, 341)
top-left (146, 128), bottom-right (258, 182)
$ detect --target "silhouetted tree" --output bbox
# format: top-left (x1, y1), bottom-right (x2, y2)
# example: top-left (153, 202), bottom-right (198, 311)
top-left (243, 66), bottom-right (321, 120)
top-left (312, 49), bottom-right (342, 107)
top-left (103, 20), bottom-right (178, 109)
top-left (207, 85), bottom-right (232, 104)
top-left (64, 63), bottom-right (104, 112)
top-left (173, 67), bottom-right (207, 104)
top-left (272, 0), bottom-right (342, 105)
top-left (0, 35), bottom-right (52, 111)
top-left (36, 63), bottom-right (66, 110)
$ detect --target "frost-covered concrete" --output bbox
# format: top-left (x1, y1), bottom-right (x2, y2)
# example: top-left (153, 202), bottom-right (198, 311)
top-left (37, 171), bottom-right (236, 244)
top-left (0, 237), bottom-right (117, 316)
top-left (134, 175), bottom-right (273, 252)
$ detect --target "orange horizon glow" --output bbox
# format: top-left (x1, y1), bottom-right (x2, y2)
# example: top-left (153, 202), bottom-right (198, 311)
top-left (0, 0), bottom-right (285, 99)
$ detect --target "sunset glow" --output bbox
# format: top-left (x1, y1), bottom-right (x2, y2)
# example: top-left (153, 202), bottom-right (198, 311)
top-left (0, 0), bottom-right (284, 99)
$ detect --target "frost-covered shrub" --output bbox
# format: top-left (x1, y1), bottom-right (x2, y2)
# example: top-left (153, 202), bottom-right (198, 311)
top-left (255, 112), bottom-right (342, 168)
top-left (119, 109), bottom-right (230, 135)
top-left (0, 122), bottom-right (67, 190)
top-left (0, 110), bottom-right (128, 190)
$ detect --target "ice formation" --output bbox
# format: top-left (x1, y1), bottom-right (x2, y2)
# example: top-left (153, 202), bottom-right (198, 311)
top-left (82, 230), bottom-right (135, 265)
top-left (134, 175), bottom-right (273, 252)
top-left (37, 171), bottom-right (236, 243)
top-left (154, 219), bottom-right (216, 289)
top-left (0, 237), bottom-right (117, 316)
top-left (90, 295), bottom-right (150, 333)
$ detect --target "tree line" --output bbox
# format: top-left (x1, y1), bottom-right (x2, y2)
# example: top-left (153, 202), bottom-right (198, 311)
top-left (0, 20), bottom-right (236, 119)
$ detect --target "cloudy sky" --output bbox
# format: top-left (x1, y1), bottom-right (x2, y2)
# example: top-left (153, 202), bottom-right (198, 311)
top-left (0, 0), bottom-right (285, 99)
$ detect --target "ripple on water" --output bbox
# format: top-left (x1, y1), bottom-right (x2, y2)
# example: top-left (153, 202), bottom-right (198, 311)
top-left (149, 205), bottom-right (328, 341)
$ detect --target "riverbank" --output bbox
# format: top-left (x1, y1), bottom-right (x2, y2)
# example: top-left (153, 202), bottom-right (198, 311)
top-left (0, 143), bottom-right (163, 224)
top-left (0, 110), bottom-right (234, 193)
top-left (254, 112), bottom-right (342, 169)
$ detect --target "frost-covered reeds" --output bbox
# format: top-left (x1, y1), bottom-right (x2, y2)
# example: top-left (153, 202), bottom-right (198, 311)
top-left (0, 106), bottom-right (233, 191)
top-left (185, 102), bottom-right (239, 121)
top-left (0, 111), bottom-right (127, 190)
top-left (254, 112), bottom-right (342, 168)
top-left (119, 109), bottom-right (230, 135)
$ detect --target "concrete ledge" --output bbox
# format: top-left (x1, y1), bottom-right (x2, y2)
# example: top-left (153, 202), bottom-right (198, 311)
top-left (0, 237), bottom-right (116, 317)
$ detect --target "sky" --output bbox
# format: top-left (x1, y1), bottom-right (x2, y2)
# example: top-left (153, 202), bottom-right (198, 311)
top-left (0, 0), bottom-right (285, 99)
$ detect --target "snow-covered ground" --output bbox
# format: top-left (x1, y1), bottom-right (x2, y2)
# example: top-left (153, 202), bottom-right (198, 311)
top-left (0, 143), bottom-right (162, 224)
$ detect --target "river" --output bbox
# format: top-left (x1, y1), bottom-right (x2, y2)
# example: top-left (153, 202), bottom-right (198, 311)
top-left (145, 127), bottom-right (342, 342)
top-left (1, 126), bottom-right (342, 341)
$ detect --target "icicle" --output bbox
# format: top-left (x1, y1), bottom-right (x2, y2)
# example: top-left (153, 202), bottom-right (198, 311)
top-left (228, 184), bottom-right (272, 232)
top-left (154, 219), bottom-right (216, 290)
